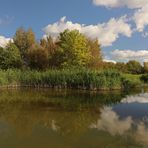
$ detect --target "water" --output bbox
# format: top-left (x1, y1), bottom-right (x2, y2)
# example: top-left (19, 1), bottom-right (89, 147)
top-left (0, 87), bottom-right (147, 148)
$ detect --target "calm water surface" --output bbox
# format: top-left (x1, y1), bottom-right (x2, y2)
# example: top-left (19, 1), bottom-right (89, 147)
top-left (0, 87), bottom-right (148, 148)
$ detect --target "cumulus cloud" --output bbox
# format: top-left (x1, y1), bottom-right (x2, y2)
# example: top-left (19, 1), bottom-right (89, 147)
top-left (92, 1), bottom-right (148, 34)
top-left (133, 5), bottom-right (148, 32)
top-left (92, 0), bottom-right (148, 9)
top-left (0, 36), bottom-right (12, 48)
top-left (111, 49), bottom-right (148, 62)
top-left (43, 16), bottom-right (132, 47)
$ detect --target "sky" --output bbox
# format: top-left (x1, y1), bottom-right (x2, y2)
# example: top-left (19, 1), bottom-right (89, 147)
top-left (0, 0), bottom-right (148, 63)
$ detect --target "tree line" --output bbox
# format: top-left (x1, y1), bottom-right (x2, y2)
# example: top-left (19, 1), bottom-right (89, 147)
top-left (0, 27), bottom-right (147, 74)
top-left (0, 28), bottom-right (102, 70)
top-left (103, 60), bottom-right (148, 74)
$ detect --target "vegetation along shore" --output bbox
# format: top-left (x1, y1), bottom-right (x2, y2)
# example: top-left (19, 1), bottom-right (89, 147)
top-left (0, 28), bottom-right (147, 90)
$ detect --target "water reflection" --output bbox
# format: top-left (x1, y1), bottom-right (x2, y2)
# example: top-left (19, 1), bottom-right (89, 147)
top-left (90, 92), bottom-right (148, 146)
top-left (0, 88), bottom-right (147, 147)
top-left (121, 93), bottom-right (148, 104)
top-left (90, 107), bottom-right (133, 136)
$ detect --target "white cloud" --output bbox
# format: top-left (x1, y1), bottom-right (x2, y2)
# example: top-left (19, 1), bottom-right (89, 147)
top-left (92, 0), bottom-right (148, 34)
top-left (133, 5), bottom-right (148, 32)
top-left (111, 49), bottom-right (148, 62)
top-left (103, 59), bottom-right (116, 64)
top-left (43, 16), bottom-right (132, 47)
top-left (0, 36), bottom-right (12, 48)
top-left (92, 0), bottom-right (148, 9)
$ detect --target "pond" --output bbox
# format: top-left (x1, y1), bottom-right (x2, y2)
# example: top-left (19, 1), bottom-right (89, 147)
top-left (0, 87), bottom-right (148, 148)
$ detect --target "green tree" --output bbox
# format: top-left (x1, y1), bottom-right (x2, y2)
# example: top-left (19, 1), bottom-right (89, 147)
top-left (0, 43), bottom-right (22, 69)
top-left (54, 29), bottom-right (91, 68)
top-left (126, 60), bottom-right (142, 74)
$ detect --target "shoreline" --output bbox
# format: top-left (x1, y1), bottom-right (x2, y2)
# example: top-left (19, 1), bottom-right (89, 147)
top-left (0, 83), bottom-right (147, 91)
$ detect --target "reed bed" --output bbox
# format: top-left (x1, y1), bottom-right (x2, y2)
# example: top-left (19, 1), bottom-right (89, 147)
top-left (0, 69), bottom-right (143, 90)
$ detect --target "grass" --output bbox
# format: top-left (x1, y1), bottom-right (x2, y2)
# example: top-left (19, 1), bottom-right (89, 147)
top-left (0, 69), bottom-right (145, 90)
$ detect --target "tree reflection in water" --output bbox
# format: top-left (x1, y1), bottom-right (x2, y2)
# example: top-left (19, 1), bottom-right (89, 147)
top-left (0, 88), bottom-right (147, 148)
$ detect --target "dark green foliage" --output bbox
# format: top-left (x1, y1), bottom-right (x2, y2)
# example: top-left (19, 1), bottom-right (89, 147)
top-left (126, 60), bottom-right (143, 74)
top-left (141, 74), bottom-right (148, 83)
top-left (0, 43), bottom-right (22, 69)
top-left (121, 74), bottom-right (142, 89)
top-left (115, 62), bottom-right (127, 73)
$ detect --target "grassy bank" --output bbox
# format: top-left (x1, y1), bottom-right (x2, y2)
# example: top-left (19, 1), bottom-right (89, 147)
top-left (0, 69), bottom-right (146, 90)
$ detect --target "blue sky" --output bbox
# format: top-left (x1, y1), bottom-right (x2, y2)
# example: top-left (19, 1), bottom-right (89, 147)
top-left (0, 0), bottom-right (148, 63)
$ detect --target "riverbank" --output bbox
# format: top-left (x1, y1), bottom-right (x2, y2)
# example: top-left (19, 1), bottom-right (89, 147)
top-left (0, 69), bottom-right (146, 90)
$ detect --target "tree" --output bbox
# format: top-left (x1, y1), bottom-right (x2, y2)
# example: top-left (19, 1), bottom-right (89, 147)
top-left (102, 62), bottom-right (116, 70)
top-left (27, 44), bottom-right (49, 70)
top-left (0, 43), bottom-right (22, 69)
top-left (143, 62), bottom-right (148, 73)
top-left (13, 27), bottom-right (36, 64)
top-left (26, 28), bottom-right (36, 48)
top-left (126, 60), bottom-right (142, 74)
top-left (40, 36), bottom-right (56, 54)
top-left (40, 36), bottom-right (57, 68)
top-left (86, 39), bottom-right (102, 69)
top-left (54, 29), bottom-right (92, 68)
top-left (115, 62), bottom-right (127, 73)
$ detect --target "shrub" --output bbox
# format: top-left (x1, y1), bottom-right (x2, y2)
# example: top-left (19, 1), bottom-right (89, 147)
top-left (140, 74), bottom-right (148, 83)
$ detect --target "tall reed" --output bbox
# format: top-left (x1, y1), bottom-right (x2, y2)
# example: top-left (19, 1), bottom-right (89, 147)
top-left (0, 69), bottom-right (143, 90)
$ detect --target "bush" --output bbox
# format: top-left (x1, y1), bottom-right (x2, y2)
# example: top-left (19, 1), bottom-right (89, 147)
top-left (140, 74), bottom-right (148, 83)
top-left (121, 74), bottom-right (142, 89)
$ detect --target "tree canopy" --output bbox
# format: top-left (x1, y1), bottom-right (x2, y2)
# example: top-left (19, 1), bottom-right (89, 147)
top-left (0, 43), bottom-right (22, 69)
top-left (13, 27), bottom-right (36, 64)
top-left (0, 27), bottom-right (146, 74)
top-left (126, 60), bottom-right (143, 74)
